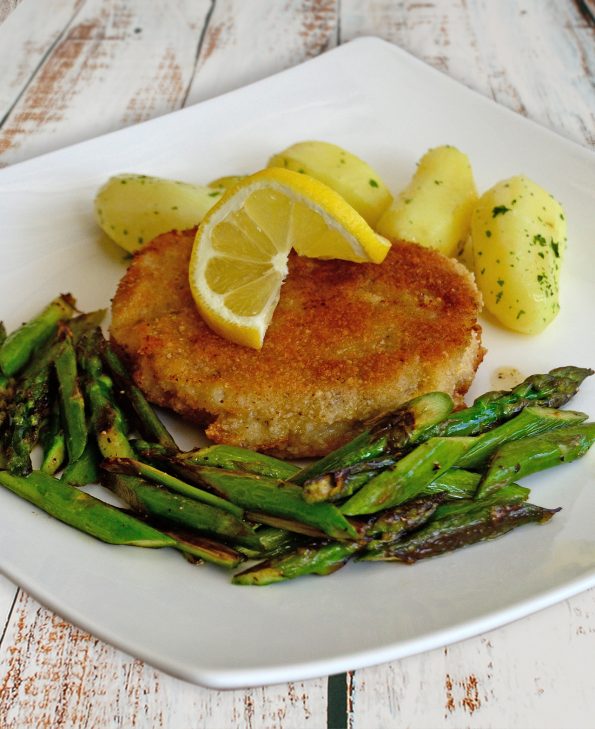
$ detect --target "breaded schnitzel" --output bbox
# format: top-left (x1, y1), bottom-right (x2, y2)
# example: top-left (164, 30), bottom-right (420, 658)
top-left (110, 229), bottom-right (484, 457)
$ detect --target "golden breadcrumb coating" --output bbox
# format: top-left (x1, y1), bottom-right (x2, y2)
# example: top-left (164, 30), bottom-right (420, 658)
top-left (110, 229), bottom-right (484, 457)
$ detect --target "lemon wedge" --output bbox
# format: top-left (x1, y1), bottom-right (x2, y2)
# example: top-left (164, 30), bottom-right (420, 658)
top-left (189, 168), bottom-right (391, 349)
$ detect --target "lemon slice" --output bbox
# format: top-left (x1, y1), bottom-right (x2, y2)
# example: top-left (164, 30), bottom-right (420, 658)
top-left (189, 167), bottom-right (391, 349)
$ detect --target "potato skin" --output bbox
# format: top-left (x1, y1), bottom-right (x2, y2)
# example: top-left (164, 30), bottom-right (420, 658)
top-left (268, 141), bottom-right (392, 227)
top-left (471, 175), bottom-right (566, 334)
top-left (376, 146), bottom-right (478, 257)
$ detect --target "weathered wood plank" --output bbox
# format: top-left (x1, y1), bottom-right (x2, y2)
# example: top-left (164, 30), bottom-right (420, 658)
top-left (0, 0), bottom-right (24, 25)
top-left (0, 0), bottom-right (212, 166)
top-left (184, 0), bottom-right (339, 104)
top-left (340, 0), bottom-right (594, 147)
top-left (0, 0), bottom-right (83, 119)
top-left (0, 576), bottom-right (18, 640)
top-left (349, 585), bottom-right (595, 729)
top-left (0, 591), bottom-right (327, 729)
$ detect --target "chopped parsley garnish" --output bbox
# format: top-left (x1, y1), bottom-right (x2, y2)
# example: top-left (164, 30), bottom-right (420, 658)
top-left (492, 205), bottom-right (510, 217)
top-left (369, 179), bottom-right (379, 188)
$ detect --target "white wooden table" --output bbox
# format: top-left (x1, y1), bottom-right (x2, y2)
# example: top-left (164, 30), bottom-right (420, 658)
top-left (0, 1), bottom-right (594, 727)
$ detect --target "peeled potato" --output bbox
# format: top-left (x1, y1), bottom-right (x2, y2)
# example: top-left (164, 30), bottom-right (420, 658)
top-left (95, 174), bottom-right (222, 253)
top-left (268, 140), bottom-right (392, 226)
top-left (376, 146), bottom-right (478, 257)
top-left (471, 175), bottom-right (566, 334)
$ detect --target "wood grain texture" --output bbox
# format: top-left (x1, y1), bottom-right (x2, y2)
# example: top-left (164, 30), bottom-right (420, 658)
top-left (0, 591), bottom-right (328, 729)
top-left (0, 0), bottom-right (80, 120)
top-left (0, 0), bottom-right (212, 166)
top-left (349, 586), bottom-right (595, 729)
top-left (185, 0), bottom-right (338, 104)
top-left (0, 1), bottom-right (594, 727)
top-left (340, 0), bottom-right (595, 148)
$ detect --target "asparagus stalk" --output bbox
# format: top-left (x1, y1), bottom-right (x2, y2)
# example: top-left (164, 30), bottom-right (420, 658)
top-left (178, 444), bottom-right (300, 480)
top-left (244, 512), bottom-right (326, 537)
top-left (418, 367), bottom-right (593, 440)
top-left (102, 457), bottom-right (244, 518)
top-left (0, 294), bottom-right (77, 377)
top-left (475, 423), bottom-right (595, 499)
top-left (40, 397), bottom-right (66, 475)
top-left (433, 483), bottom-right (530, 519)
top-left (457, 406), bottom-right (587, 470)
top-left (102, 342), bottom-right (177, 450)
top-left (420, 469), bottom-right (481, 499)
top-left (60, 439), bottom-right (100, 487)
top-left (160, 528), bottom-right (243, 568)
top-left (0, 470), bottom-right (176, 547)
top-left (361, 500), bottom-right (559, 563)
top-left (192, 467), bottom-right (358, 541)
top-left (301, 457), bottom-right (396, 504)
top-left (340, 437), bottom-right (473, 516)
top-left (102, 472), bottom-right (262, 549)
top-left (5, 359), bottom-right (53, 475)
top-left (233, 541), bottom-right (361, 585)
top-left (133, 439), bottom-right (300, 480)
top-left (55, 332), bottom-right (87, 462)
top-left (77, 328), bottom-right (135, 460)
top-left (234, 494), bottom-right (446, 585)
top-left (291, 392), bottom-right (454, 485)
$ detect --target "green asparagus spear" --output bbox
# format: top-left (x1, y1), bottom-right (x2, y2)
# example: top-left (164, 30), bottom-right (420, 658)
top-left (233, 541), bottom-right (361, 585)
top-left (102, 472), bottom-right (261, 549)
top-left (432, 483), bottom-right (530, 519)
top-left (102, 457), bottom-right (244, 518)
top-left (0, 470), bottom-right (176, 547)
top-left (244, 511), bottom-right (327, 537)
top-left (178, 444), bottom-right (300, 480)
top-left (134, 439), bottom-right (300, 481)
top-left (234, 495), bottom-right (446, 585)
top-left (340, 437), bottom-right (473, 516)
top-left (102, 343), bottom-right (177, 450)
top-left (291, 391), bottom-right (454, 485)
top-left (60, 439), bottom-right (101, 487)
top-left (160, 528), bottom-right (243, 568)
top-left (68, 310), bottom-right (107, 342)
top-left (475, 423), bottom-right (595, 499)
top-left (418, 367), bottom-right (593, 440)
top-left (40, 397), bottom-right (66, 475)
top-left (457, 407), bottom-right (587, 470)
top-left (0, 294), bottom-right (76, 377)
top-left (301, 457), bottom-right (397, 504)
top-left (78, 329), bottom-right (135, 460)
top-left (420, 468), bottom-right (481, 499)
top-left (361, 500), bottom-right (559, 563)
top-left (6, 362), bottom-right (52, 475)
top-left (55, 333), bottom-right (87, 462)
top-left (192, 467), bottom-right (358, 541)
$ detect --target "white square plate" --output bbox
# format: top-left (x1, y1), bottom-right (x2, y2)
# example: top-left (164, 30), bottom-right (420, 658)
top-left (0, 38), bottom-right (593, 689)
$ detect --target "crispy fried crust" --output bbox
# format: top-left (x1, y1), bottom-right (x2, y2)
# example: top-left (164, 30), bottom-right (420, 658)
top-left (110, 229), bottom-right (484, 457)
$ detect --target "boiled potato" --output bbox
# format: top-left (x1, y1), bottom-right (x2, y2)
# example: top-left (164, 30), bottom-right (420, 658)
top-left (95, 174), bottom-right (222, 253)
top-left (268, 141), bottom-right (392, 226)
top-left (376, 146), bottom-right (478, 257)
top-left (471, 175), bottom-right (566, 334)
